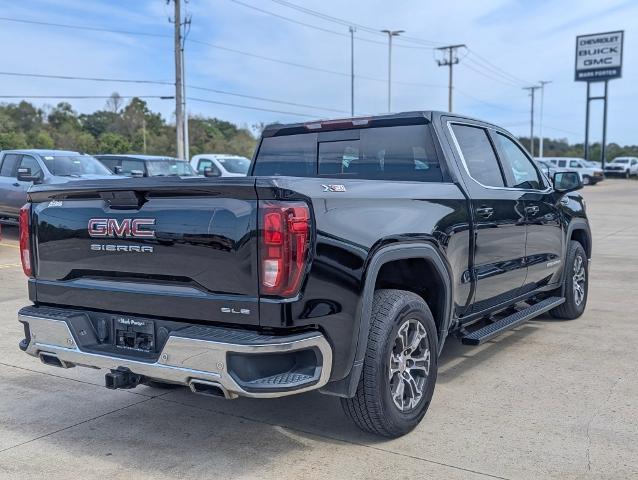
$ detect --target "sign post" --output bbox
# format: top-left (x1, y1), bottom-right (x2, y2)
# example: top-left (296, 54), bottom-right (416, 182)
top-left (575, 30), bottom-right (624, 167)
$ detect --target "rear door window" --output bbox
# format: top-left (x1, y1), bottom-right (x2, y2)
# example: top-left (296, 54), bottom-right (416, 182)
top-left (450, 124), bottom-right (505, 187)
top-left (493, 133), bottom-right (543, 189)
top-left (121, 159), bottom-right (145, 175)
top-left (0, 154), bottom-right (20, 177)
top-left (18, 155), bottom-right (43, 178)
top-left (321, 125), bottom-right (442, 181)
top-left (98, 157), bottom-right (120, 172)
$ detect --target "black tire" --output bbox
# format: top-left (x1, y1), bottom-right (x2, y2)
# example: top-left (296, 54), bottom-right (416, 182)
top-left (341, 289), bottom-right (438, 438)
top-left (551, 241), bottom-right (588, 319)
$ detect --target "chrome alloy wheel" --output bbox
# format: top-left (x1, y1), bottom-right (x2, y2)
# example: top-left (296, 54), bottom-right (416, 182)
top-left (389, 318), bottom-right (430, 412)
top-left (573, 254), bottom-right (586, 306)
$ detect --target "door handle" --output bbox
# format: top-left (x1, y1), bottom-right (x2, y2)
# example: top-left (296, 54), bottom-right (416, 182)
top-left (525, 205), bottom-right (540, 216)
top-left (475, 206), bottom-right (494, 219)
top-left (12, 182), bottom-right (20, 187)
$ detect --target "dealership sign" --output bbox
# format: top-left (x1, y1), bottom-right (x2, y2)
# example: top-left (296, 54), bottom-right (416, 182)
top-left (575, 31), bottom-right (624, 82)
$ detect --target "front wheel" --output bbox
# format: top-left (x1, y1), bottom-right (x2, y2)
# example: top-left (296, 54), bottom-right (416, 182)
top-left (625, 170), bottom-right (630, 179)
top-left (341, 289), bottom-right (438, 438)
top-left (582, 175), bottom-right (591, 185)
top-left (551, 241), bottom-right (588, 319)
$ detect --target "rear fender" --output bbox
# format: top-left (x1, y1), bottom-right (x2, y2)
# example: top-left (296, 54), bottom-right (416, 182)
top-left (320, 242), bottom-right (453, 398)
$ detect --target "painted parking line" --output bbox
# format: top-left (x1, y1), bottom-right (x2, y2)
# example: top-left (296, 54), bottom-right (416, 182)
top-left (0, 243), bottom-right (19, 249)
top-left (0, 263), bottom-right (21, 269)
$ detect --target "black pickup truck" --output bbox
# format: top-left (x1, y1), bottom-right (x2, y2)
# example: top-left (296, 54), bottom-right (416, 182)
top-left (17, 111), bottom-right (590, 437)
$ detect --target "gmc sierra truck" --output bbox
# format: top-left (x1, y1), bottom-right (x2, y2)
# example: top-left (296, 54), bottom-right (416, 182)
top-left (17, 111), bottom-right (591, 438)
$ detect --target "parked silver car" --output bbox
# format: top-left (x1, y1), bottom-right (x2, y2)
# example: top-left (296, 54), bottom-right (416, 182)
top-left (0, 149), bottom-right (116, 223)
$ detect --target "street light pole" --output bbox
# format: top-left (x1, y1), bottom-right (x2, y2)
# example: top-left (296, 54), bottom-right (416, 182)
top-left (349, 26), bottom-right (356, 116)
top-left (381, 29), bottom-right (404, 113)
top-left (538, 80), bottom-right (551, 159)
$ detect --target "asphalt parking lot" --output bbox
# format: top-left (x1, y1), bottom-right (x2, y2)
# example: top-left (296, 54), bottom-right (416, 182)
top-left (0, 180), bottom-right (636, 480)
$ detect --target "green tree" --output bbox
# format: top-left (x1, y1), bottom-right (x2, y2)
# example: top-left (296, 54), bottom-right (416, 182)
top-left (98, 132), bottom-right (131, 153)
top-left (31, 131), bottom-right (55, 149)
top-left (0, 131), bottom-right (28, 150)
top-left (47, 102), bottom-right (79, 130)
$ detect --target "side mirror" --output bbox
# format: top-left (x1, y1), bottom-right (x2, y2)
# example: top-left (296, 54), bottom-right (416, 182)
top-left (113, 166), bottom-right (123, 174)
top-left (17, 167), bottom-right (41, 183)
top-left (204, 167), bottom-right (220, 178)
top-left (553, 171), bottom-right (582, 193)
top-left (130, 169), bottom-right (144, 178)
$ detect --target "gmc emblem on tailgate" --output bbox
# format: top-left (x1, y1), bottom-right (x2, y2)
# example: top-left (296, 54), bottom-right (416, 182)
top-left (88, 218), bottom-right (156, 238)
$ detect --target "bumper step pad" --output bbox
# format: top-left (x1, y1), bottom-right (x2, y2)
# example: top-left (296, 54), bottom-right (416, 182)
top-left (461, 296), bottom-right (565, 346)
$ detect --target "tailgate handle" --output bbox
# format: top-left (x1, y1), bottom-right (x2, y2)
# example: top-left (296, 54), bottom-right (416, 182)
top-left (100, 191), bottom-right (147, 210)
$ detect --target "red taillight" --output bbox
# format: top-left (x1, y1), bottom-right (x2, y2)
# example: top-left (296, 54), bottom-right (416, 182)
top-left (19, 204), bottom-right (32, 277)
top-left (259, 201), bottom-right (310, 297)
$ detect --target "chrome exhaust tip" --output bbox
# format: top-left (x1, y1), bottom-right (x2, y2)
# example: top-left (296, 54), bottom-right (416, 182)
top-left (189, 379), bottom-right (237, 400)
top-left (39, 352), bottom-right (74, 369)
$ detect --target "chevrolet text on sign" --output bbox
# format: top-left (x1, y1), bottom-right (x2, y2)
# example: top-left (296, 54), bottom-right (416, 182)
top-left (575, 31), bottom-right (624, 82)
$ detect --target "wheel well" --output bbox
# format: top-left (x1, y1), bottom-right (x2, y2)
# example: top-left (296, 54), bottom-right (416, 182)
top-left (570, 228), bottom-right (591, 259)
top-left (374, 258), bottom-right (446, 336)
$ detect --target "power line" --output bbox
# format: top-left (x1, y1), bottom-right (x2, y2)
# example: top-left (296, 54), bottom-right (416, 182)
top-left (188, 85), bottom-right (347, 113)
top-left (0, 71), bottom-right (173, 86)
top-left (0, 95), bottom-right (174, 99)
top-left (186, 39), bottom-right (445, 88)
top-left (0, 16), bottom-right (171, 39)
top-left (460, 60), bottom-right (523, 88)
top-left (0, 17), bottom-right (444, 89)
top-left (466, 48), bottom-right (533, 86)
top-left (230, 0), bottom-right (435, 50)
top-left (0, 71), bottom-right (348, 113)
top-left (267, 0), bottom-right (442, 47)
top-left (455, 89), bottom-right (527, 113)
top-left (187, 97), bottom-right (315, 117)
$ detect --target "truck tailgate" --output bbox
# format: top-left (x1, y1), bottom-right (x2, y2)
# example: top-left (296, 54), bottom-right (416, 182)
top-left (28, 177), bottom-right (260, 325)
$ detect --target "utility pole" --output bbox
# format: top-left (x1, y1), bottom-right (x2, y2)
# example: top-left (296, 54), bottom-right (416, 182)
top-left (182, 37), bottom-right (190, 161)
top-left (538, 80), bottom-right (551, 159)
top-left (349, 26), bottom-right (356, 116)
top-left (381, 29), bottom-right (404, 113)
top-left (523, 85), bottom-right (540, 157)
top-left (436, 44), bottom-right (466, 112)
top-left (172, 0), bottom-right (184, 160)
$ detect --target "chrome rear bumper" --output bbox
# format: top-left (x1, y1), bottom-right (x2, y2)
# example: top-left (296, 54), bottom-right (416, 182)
top-left (19, 308), bottom-right (332, 399)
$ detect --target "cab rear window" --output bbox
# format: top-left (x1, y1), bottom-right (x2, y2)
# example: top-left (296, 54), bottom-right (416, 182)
top-left (253, 124), bottom-right (444, 182)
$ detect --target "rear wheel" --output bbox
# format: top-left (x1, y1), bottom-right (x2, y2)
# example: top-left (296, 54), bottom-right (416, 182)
top-left (341, 289), bottom-right (438, 438)
top-left (625, 170), bottom-right (630, 179)
top-left (582, 175), bottom-right (591, 185)
top-left (551, 241), bottom-right (588, 319)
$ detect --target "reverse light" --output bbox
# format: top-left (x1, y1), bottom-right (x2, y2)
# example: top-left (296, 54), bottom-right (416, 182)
top-left (19, 204), bottom-right (32, 277)
top-left (259, 201), bottom-right (310, 297)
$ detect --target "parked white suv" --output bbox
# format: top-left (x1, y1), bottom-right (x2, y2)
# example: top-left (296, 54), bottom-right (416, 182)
top-left (544, 157), bottom-right (604, 185)
top-left (190, 154), bottom-right (251, 177)
top-left (604, 157), bottom-right (638, 178)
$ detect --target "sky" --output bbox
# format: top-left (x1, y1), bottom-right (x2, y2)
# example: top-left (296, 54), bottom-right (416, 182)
top-left (0, 0), bottom-right (637, 145)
